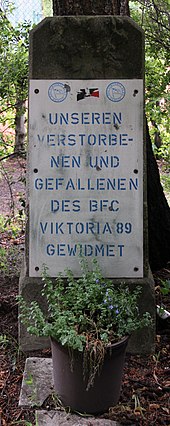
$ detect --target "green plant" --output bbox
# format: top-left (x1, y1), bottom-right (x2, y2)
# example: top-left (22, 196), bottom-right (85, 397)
top-left (0, 247), bottom-right (8, 272)
top-left (0, 214), bottom-right (6, 232)
top-left (130, 1), bottom-right (170, 163)
top-left (0, 334), bottom-right (9, 348)
top-left (18, 257), bottom-right (152, 388)
top-left (160, 279), bottom-right (170, 296)
top-left (0, 244), bottom-right (23, 276)
top-left (0, 213), bottom-right (25, 236)
top-left (0, 213), bottom-right (25, 276)
top-left (0, 5), bottom-right (31, 155)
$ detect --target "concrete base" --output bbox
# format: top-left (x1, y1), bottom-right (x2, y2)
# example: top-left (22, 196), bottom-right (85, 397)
top-left (19, 357), bottom-right (120, 425)
top-left (35, 411), bottom-right (120, 426)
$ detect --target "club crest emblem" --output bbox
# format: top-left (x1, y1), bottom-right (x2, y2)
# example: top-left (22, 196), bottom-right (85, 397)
top-left (106, 82), bottom-right (126, 102)
top-left (48, 83), bottom-right (68, 103)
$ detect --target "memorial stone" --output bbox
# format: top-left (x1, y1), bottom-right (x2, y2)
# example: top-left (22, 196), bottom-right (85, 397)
top-left (19, 16), bottom-right (155, 352)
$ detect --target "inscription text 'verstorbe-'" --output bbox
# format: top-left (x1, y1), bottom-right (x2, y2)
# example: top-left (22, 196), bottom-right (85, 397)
top-left (29, 80), bottom-right (143, 278)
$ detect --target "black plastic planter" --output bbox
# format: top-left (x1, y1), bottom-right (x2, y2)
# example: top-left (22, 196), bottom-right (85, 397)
top-left (51, 336), bottom-right (129, 414)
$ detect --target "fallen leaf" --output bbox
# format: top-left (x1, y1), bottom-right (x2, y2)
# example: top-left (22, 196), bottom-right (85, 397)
top-left (163, 380), bottom-right (170, 387)
top-left (162, 407), bottom-right (169, 414)
top-left (149, 403), bottom-right (160, 410)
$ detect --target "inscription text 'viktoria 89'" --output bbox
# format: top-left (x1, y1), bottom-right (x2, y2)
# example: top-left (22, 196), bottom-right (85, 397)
top-left (29, 79), bottom-right (143, 278)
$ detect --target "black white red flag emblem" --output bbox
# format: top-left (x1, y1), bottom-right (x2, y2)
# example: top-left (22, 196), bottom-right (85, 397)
top-left (77, 88), bottom-right (99, 101)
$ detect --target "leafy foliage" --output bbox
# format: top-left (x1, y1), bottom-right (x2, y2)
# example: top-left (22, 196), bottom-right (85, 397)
top-left (0, 5), bottom-right (30, 107)
top-left (0, 243), bottom-right (23, 276)
top-left (159, 279), bottom-right (170, 296)
top-left (0, 1), bottom-right (169, 162)
top-left (18, 257), bottom-right (152, 388)
top-left (0, 212), bottom-right (25, 276)
top-left (130, 0), bottom-right (170, 53)
top-left (0, 4), bottom-right (31, 156)
top-left (130, 0), bottom-right (170, 162)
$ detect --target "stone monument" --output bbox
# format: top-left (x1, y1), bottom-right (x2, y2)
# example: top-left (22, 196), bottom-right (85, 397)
top-left (19, 16), bottom-right (155, 352)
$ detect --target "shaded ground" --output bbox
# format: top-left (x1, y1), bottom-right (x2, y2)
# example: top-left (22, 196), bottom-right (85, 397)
top-left (0, 158), bottom-right (170, 425)
top-left (0, 265), bottom-right (170, 426)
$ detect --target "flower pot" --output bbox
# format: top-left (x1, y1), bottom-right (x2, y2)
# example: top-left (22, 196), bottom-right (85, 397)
top-left (51, 336), bottom-right (128, 414)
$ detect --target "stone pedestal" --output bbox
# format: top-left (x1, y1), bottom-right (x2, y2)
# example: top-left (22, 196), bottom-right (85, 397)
top-left (19, 16), bottom-right (155, 352)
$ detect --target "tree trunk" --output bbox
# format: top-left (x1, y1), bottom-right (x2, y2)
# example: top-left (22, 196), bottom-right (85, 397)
top-left (146, 123), bottom-right (170, 270)
top-left (52, 0), bottom-right (170, 272)
top-left (14, 99), bottom-right (26, 154)
top-left (52, 0), bottom-right (130, 16)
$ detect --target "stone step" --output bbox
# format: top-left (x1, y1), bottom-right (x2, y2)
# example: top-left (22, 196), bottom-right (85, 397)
top-left (19, 357), bottom-right (54, 407)
top-left (36, 410), bottom-right (120, 425)
top-left (19, 357), bottom-right (121, 425)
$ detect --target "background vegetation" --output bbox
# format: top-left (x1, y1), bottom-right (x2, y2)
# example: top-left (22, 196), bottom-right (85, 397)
top-left (0, 0), bottom-right (169, 228)
top-left (0, 0), bottom-right (169, 162)
top-left (0, 2), bottom-right (169, 423)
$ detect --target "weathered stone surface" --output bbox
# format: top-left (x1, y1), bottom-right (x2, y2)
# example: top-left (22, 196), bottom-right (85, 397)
top-left (36, 411), bottom-right (120, 426)
top-left (19, 262), bottom-right (50, 351)
top-left (126, 270), bottom-right (156, 353)
top-left (19, 16), bottom-right (155, 353)
top-left (19, 357), bottom-right (54, 407)
top-left (29, 16), bottom-right (144, 80)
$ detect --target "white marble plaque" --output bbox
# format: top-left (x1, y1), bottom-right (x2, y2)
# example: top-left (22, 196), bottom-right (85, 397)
top-left (28, 79), bottom-right (143, 277)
